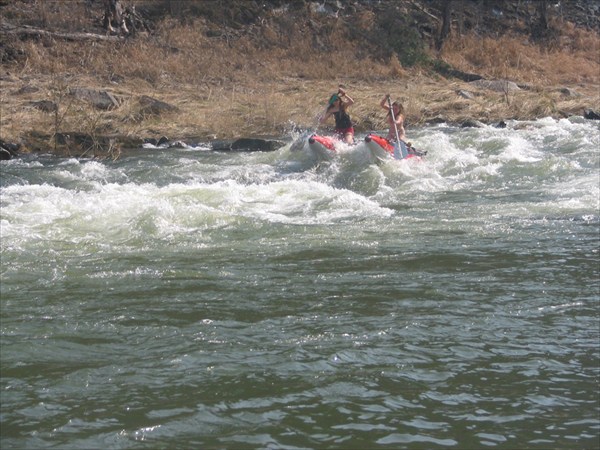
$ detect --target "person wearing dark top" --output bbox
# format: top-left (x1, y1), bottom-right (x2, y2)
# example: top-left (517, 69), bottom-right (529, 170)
top-left (320, 86), bottom-right (355, 144)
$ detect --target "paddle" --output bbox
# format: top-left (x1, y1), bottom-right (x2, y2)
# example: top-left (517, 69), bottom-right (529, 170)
top-left (387, 95), bottom-right (408, 159)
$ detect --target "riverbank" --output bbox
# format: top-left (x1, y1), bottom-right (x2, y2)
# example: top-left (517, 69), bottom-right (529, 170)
top-left (3, 73), bottom-right (598, 158)
top-left (1, 0), bottom-right (599, 158)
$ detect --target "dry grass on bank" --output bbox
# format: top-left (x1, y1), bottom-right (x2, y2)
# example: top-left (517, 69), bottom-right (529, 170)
top-left (441, 22), bottom-right (600, 86)
top-left (1, 2), bottom-right (599, 152)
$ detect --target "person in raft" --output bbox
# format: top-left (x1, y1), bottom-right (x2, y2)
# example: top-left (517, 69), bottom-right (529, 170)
top-left (380, 94), bottom-right (407, 142)
top-left (320, 86), bottom-right (355, 144)
top-left (379, 94), bottom-right (424, 156)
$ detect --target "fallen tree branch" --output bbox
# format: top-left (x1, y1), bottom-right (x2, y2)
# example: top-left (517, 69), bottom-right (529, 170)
top-left (408, 0), bottom-right (440, 23)
top-left (1, 24), bottom-right (125, 43)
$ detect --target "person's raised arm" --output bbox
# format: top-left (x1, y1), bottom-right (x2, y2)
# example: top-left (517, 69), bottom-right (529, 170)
top-left (380, 94), bottom-right (391, 110)
top-left (342, 92), bottom-right (354, 106)
top-left (338, 88), bottom-right (354, 107)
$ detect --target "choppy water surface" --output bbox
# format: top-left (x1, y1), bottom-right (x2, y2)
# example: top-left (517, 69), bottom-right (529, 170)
top-left (1, 118), bottom-right (599, 449)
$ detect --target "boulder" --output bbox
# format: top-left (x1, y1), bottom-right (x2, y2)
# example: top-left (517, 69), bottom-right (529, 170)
top-left (30, 100), bottom-right (58, 112)
top-left (457, 89), bottom-right (475, 100)
top-left (469, 79), bottom-right (521, 92)
top-left (15, 85), bottom-right (39, 94)
top-left (435, 65), bottom-right (483, 82)
top-left (143, 137), bottom-right (159, 146)
top-left (138, 96), bottom-right (178, 116)
top-left (69, 87), bottom-right (120, 110)
top-left (560, 87), bottom-right (580, 97)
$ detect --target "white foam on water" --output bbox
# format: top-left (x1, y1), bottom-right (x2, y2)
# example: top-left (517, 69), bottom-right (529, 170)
top-left (2, 118), bottom-right (598, 253)
top-left (1, 173), bottom-right (395, 254)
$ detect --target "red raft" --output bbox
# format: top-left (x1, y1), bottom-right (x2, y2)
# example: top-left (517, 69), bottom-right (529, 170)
top-left (307, 134), bottom-right (338, 161)
top-left (364, 134), bottom-right (425, 162)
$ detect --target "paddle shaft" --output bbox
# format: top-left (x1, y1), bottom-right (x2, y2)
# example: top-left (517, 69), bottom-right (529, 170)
top-left (387, 96), bottom-right (401, 144)
top-left (387, 96), bottom-right (407, 159)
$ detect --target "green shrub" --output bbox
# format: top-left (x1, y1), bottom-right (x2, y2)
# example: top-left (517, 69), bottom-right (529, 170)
top-left (376, 12), bottom-right (428, 67)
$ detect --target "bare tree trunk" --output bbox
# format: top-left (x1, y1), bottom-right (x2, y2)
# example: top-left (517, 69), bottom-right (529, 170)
top-left (531, 0), bottom-right (550, 40)
top-left (103, 0), bottom-right (128, 34)
top-left (436, 0), bottom-right (452, 51)
top-left (537, 0), bottom-right (549, 31)
top-left (168, 0), bottom-right (183, 17)
top-left (456, 0), bottom-right (464, 36)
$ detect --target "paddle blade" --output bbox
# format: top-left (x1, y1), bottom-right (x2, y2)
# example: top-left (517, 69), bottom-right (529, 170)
top-left (393, 141), bottom-right (409, 159)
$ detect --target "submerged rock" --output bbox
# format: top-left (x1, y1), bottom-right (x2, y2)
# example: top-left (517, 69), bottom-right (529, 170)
top-left (584, 109), bottom-right (600, 120)
top-left (460, 119), bottom-right (485, 128)
top-left (426, 116), bottom-right (447, 125)
top-left (0, 148), bottom-right (12, 160)
top-left (210, 140), bottom-right (234, 151)
top-left (145, 136), bottom-right (170, 146)
top-left (231, 138), bottom-right (284, 152)
top-left (0, 139), bottom-right (20, 160)
top-left (168, 140), bottom-right (187, 149)
top-left (211, 138), bottom-right (284, 152)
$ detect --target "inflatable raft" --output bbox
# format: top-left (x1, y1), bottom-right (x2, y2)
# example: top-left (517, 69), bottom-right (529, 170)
top-left (365, 134), bottom-right (425, 162)
top-left (308, 134), bottom-right (337, 161)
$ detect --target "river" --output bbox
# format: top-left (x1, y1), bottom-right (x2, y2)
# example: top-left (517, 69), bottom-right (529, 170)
top-left (1, 117), bottom-right (599, 449)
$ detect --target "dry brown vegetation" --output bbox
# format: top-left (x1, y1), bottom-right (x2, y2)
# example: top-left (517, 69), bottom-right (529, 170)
top-left (441, 22), bottom-right (600, 85)
top-left (1, 0), bottom-right (599, 156)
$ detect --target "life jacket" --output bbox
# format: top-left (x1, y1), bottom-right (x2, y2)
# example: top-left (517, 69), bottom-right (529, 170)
top-left (334, 110), bottom-right (352, 129)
